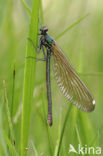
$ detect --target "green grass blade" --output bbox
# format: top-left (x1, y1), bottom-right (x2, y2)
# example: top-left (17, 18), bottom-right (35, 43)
top-left (54, 109), bottom-right (62, 156)
top-left (11, 67), bottom-right (15, 120)
top-left (3, 80), bottom-right (15, 145)
top-left (57, 104), bottom-right (72, 156)
top-left (30, 141), bottom-right (38, 156)
top-left (79, 72), bottom-right (103, 77)
top-left (39, 0), bottom-right (44, 25)
top-left (20, 0), bottom-right (40, 155)
top-left (55, 13), bottom-right (90, 40)
top-left (20, 0), bottom-right (31, 15)
top-left (4, 135), bottom-right (18, 156)
top-left (0, 105), bottom-right (8, 156)
top-left (75, 125), bottom-right (84, 156)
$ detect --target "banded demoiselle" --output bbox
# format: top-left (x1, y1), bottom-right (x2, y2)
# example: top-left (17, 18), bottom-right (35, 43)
top-left (30, 26), bottom-right (95, 126)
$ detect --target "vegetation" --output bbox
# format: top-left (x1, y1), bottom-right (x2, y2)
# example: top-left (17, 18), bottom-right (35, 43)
top-left (0, 0), bottom-right (103, 155)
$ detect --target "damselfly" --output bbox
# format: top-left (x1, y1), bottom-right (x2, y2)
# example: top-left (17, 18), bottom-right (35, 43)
top-left (29, 26), bottom-right (95, 126)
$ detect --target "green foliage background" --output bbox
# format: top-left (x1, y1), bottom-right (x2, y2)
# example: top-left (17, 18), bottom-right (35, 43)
top-left (0, 0), bottom-right (103, 155)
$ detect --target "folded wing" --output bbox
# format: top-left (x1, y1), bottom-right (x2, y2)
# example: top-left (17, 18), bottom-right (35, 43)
top-left (51, 42), bottom-right (95, 112)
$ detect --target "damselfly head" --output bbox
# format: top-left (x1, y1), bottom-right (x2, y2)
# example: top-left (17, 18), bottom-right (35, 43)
top-left (40, 26), bottom-right (48, 35)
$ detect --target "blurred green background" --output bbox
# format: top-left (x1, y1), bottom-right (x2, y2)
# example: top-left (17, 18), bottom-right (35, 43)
top-left (0, 0), bottom-right (103, 155)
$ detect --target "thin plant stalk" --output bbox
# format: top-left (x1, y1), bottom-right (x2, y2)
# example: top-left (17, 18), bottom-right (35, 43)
top-left (55, 13), bottom-right (90, 40)
top-left (57, 104), bottom-right (72, 156)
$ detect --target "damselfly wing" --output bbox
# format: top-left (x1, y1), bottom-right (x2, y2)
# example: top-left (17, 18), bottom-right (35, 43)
top-left (51, 42), bottom-right (95, 112)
